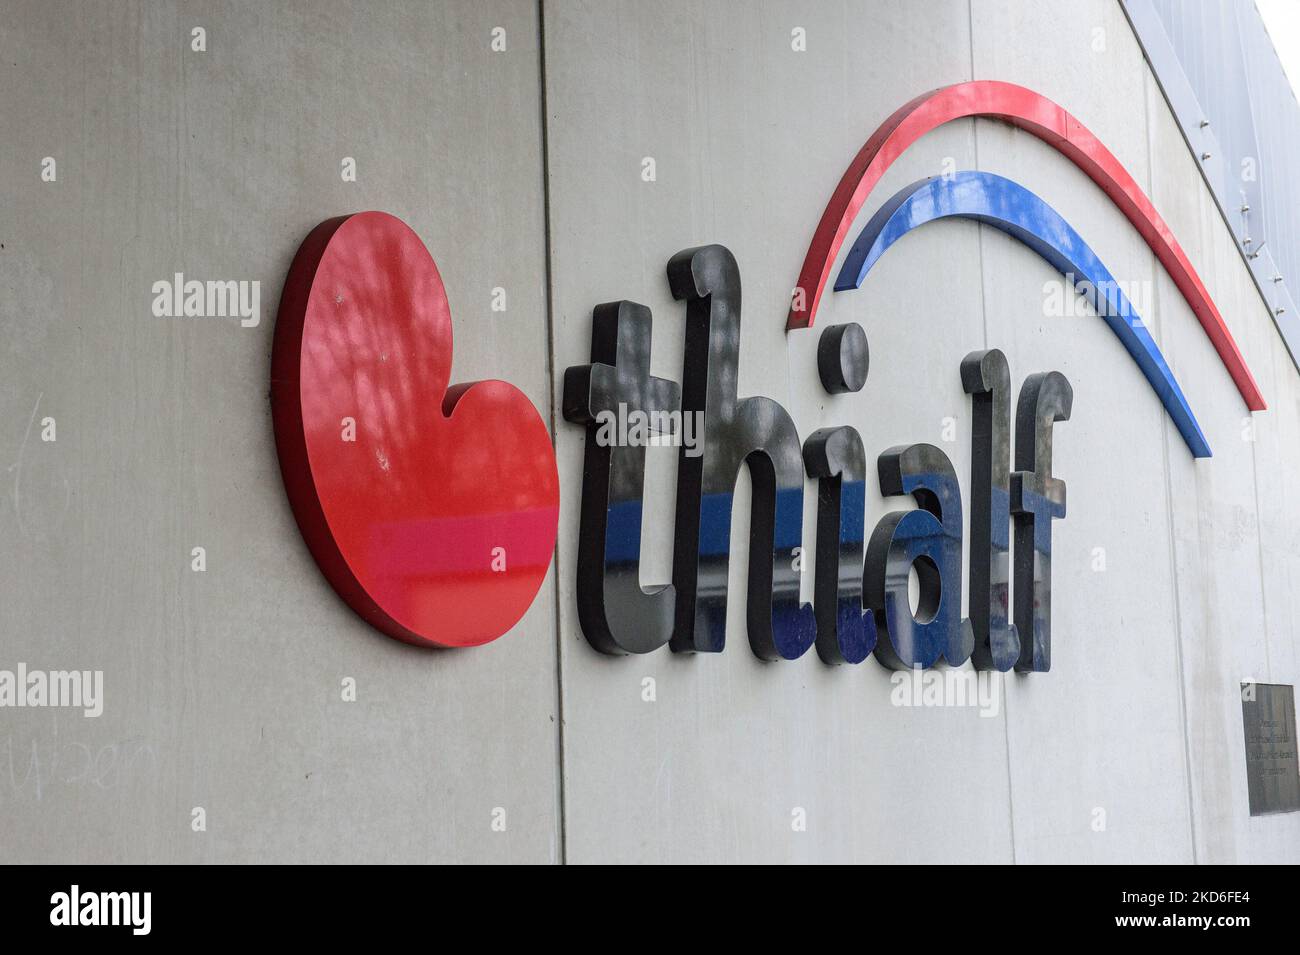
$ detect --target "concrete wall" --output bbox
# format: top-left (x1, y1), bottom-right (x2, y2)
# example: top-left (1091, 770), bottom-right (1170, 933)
top-left (1, 0), bottom-right (1296, 863)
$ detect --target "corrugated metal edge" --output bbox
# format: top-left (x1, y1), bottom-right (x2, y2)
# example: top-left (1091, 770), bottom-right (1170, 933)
top-left (1121, 0), bottom-right (1300, 373)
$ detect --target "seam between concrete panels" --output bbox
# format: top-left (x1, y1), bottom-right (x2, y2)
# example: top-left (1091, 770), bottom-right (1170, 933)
top-left (1156, 314), bottom-right (1198, 864)
top-left (1248, 341), bottom-right (1274, 683)
top-left (966, 0), bottom-right (1018, 867)
top-left (536, 0), bottom-right (568, 866)
top-left (1140, 62), bottom-right (1199, 864)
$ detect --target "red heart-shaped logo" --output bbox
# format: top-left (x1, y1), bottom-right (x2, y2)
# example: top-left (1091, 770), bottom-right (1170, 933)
top-left (271, 212), bottom-right (559, 647)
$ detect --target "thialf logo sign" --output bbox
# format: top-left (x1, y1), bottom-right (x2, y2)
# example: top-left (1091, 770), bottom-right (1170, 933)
top-left (271, 81), bottom-right (1262, 668)
top-left (565, 243), bottom-right (1067, 671)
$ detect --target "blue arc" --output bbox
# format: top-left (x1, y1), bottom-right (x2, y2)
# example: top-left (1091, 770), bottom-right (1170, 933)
top-left (835, 170), bottom-right (1212, 458)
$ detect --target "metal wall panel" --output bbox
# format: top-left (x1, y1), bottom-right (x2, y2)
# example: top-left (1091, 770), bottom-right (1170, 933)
top-left (1126, 0), bottom-right (1300, 367)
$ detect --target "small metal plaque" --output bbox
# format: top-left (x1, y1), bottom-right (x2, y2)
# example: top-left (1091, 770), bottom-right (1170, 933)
top-left (1241, 683), bottom-right (1300, 815)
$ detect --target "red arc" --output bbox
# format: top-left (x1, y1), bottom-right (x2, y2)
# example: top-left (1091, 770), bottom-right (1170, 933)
top-left (787, 80), bottom-right (1266, 412)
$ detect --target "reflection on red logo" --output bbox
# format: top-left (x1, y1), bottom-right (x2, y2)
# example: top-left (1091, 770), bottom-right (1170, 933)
top-left (271, 212), bottom-right (559, 647)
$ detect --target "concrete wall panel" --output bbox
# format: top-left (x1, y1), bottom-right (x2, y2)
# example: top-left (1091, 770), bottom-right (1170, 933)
top-left (1, 0), bottom-right (1296, 863)
top-left (0, 0), bottom-right (560, 864)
